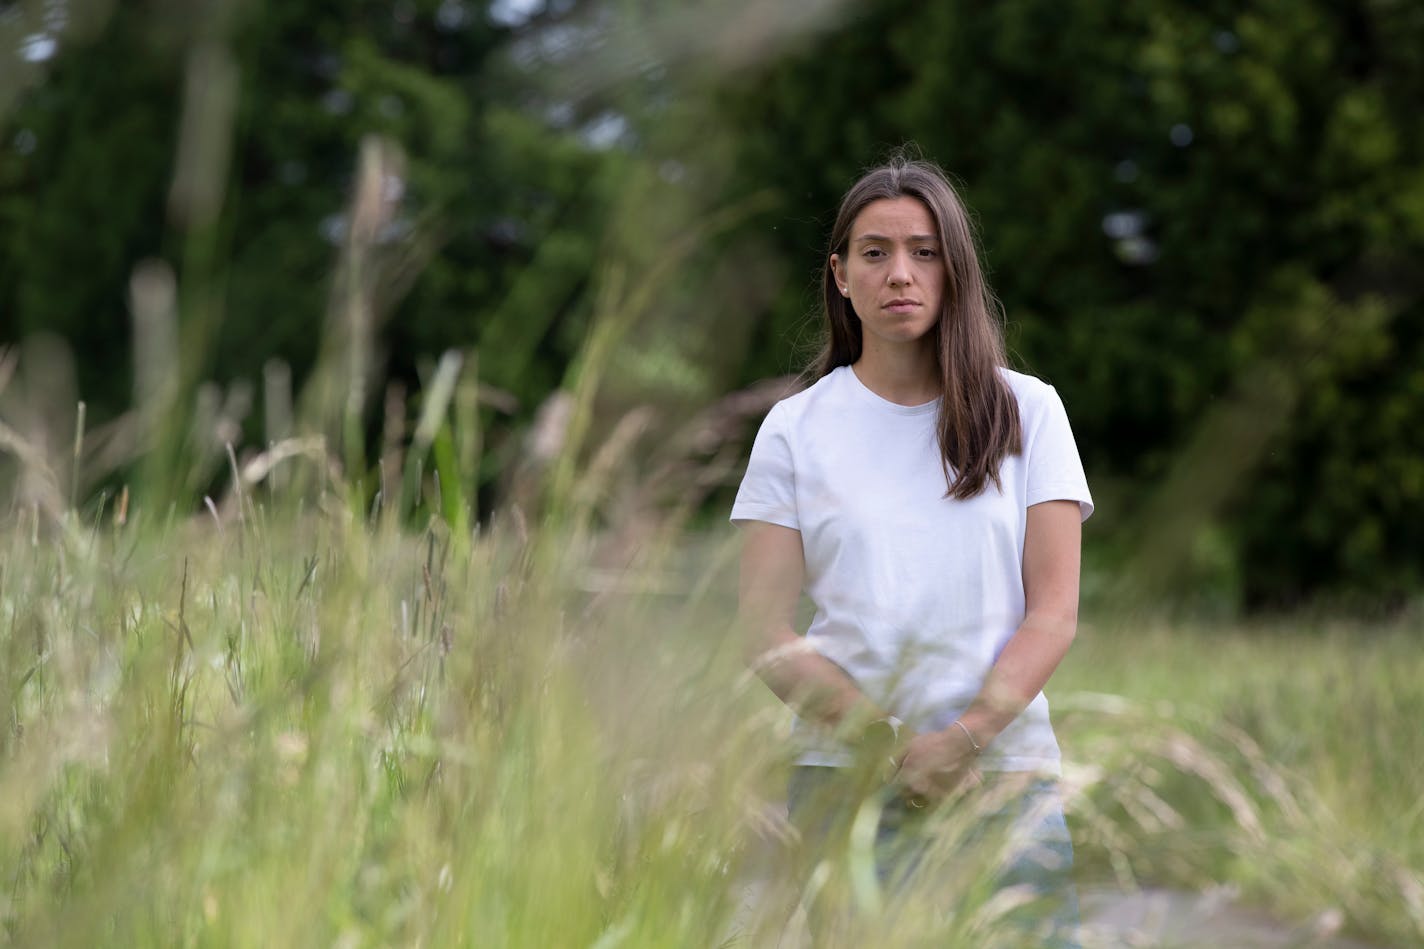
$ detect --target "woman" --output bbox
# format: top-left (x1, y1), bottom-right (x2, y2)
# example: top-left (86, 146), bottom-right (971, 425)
top-left (731, 155), bottom-right (1091, 945)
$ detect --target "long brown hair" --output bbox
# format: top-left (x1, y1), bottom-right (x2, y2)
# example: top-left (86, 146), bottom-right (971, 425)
top-left (813, 154), bottom-right (1021, 500)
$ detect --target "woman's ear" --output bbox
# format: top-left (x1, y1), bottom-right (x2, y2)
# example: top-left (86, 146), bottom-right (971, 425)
top-left (829, 254), bottom-right (848, 294)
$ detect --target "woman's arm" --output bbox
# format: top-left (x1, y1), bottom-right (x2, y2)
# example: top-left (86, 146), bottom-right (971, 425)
top-left (897, 499), bottom-right (1082, 799)
top-left (960, 498), bottom-right (1082, 742)
top-left (737, 521), bottom-right (886, 730)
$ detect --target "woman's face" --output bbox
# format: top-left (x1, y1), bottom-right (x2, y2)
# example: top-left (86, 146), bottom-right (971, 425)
top-left (830, 195), bottom-right (945, 351)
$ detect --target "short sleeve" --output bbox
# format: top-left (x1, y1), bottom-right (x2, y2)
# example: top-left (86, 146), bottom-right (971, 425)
top-left (1025, 386), bottom-right (1094, 522)
top-left (729, 401), bottom-right (799, 530)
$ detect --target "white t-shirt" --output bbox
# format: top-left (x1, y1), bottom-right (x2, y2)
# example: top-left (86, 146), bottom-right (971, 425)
top-left (730, 364), bottom-right (1093, 772)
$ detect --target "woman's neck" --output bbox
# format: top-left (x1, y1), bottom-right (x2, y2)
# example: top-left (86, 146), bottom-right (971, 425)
top-left (851, 341), bottom-right (940, 406)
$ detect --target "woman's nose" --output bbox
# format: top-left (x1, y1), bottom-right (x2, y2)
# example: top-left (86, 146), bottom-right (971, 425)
top-left (887, 252), bottom-right (913, 286)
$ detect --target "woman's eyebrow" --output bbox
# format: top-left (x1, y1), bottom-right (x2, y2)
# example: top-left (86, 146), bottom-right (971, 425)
top-left (853, 233), bottom-right (940, 244)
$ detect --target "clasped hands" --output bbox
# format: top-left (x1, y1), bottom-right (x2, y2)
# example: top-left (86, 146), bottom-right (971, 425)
top-left (889, 727), bottom-right (983, 809)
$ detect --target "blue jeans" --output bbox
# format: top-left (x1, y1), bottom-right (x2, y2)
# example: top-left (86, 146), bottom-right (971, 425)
top-left (787, 766), bottom-right (1080, 947)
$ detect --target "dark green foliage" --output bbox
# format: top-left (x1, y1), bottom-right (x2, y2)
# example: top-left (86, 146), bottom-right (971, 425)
top-left (0, 1), bottom-right (617, 431)
top-left (2, 0), bottom-right (1423, 606)
top-left (0, 12), bottom-right (179, 416)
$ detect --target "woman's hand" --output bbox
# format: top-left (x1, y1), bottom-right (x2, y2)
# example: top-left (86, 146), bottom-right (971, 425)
top-left (894, 727), bottom-right (982, 806)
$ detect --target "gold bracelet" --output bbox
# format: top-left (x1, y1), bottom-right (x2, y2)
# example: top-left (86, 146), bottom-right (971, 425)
top-left (951, 719), bottom-right (982, 755)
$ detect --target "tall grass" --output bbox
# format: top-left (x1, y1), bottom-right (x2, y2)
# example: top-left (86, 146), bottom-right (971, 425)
top-left (1, 487), bottom-right (1422, 946)
top-left (1055, 616), bottom-right (1424, 946)
top-left (0, 499), bottom-right (775, 946)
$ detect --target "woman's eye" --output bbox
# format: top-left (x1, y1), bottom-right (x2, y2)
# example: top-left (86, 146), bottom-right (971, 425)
top-left (915, 247), bottom-right (938, 258)
top-left (863, 248), bottom-right (884, 258)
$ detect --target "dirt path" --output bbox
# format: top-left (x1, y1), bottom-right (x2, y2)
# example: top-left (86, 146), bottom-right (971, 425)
top-left (1076, 886), bottom-right (1383, 949)
top-left (728, 879), bottom-right (1386, 947)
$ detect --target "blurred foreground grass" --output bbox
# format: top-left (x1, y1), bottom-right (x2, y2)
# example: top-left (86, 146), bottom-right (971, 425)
top-left (1, 501), bottom-right (773, 947)
top-left (2, 498), bottom-right (1421, 947)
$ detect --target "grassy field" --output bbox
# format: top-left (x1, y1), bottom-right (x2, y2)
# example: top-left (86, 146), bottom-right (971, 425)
top-left (1, 498), bottom-right (1421, 947)
top-left (1054, 612), bottom-right (1424, 946)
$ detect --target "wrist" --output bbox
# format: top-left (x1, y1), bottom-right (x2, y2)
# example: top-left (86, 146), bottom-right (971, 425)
top-left (945, 718), bottom-right (991, 752)
top-left (950, 719), bottom-right (983, 756)
top-left (955, 707), bottom-right (1005, 750)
